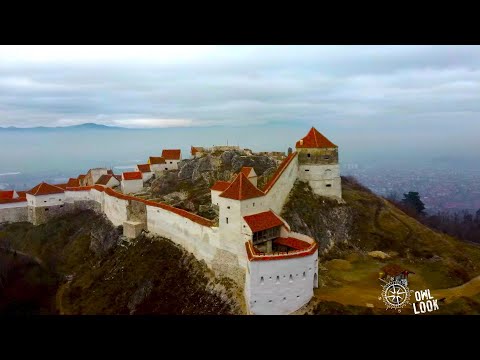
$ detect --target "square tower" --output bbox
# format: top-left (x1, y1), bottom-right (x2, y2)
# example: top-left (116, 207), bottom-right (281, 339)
top-left (296, 127), bottom-right (342, 200)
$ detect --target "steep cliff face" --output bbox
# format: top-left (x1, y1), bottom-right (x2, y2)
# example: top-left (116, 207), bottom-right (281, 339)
top-left (281, 180), bottom-right (355, 251)
top-left (0, 211), bottom-right (242, 315)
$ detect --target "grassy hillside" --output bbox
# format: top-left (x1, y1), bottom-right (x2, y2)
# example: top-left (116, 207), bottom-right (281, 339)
top-left (282, 177), bottom-right (480, 315)
top-left (0, 211), bottom-right (241, 315)
top-left (3, 176), bottom-right (480, 315)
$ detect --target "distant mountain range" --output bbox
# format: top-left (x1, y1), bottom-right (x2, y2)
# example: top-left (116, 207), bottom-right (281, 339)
top-left (0, 123), bottom-right (125, 131)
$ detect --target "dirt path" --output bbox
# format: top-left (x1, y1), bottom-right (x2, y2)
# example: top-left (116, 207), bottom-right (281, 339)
top-left (432, 274), bottom-right (480, 303)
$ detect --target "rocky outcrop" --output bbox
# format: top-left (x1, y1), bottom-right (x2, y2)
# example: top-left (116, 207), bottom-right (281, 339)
top-left (149, 171), bottom-right (180, 195)
top-left (231, 155), bottom-right (277, 175)
top-left (178, 151), bottom-right (277, 185)
top-left (89, 215), bottom-right (123, 256)
top-left (148, 150), bottom-right (279, 220)
top-left (281, 181), bottom-right (355, 252)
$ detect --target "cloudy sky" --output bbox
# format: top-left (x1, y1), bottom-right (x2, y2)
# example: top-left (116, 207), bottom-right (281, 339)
top-left (1, 45), bottom-right (480, 158)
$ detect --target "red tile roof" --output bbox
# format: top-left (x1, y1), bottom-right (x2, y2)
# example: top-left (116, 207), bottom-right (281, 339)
top-left (245, 240), bottom-right (318, 262)
top-left (162, 149), bottom-right (181, 160)
top-left (16, 191), bottom-right (27, 198)
top-left (0, 190), bottom-right (16, 199)
top-left (26, 182), bottom-right (65, 196)
top-left (273, 237), bottom-right (311, 250)
top-left (122, 171), bottom-right (143, 181)
top-left (210, 180), bottom-right (231, 192)
top-left (295, 127), bottom-right (337, 148)
top-left (54, 184), bottom-right (68, 190)
top-left (262, 152), bottom-right (297, 193)
top-left (66, 186), bottom-right (94, 191)
top-left (96, 174), bottom-right (113, 185)
top-left (149, 156), bottom-right (166, 165)
top-left (243, 210), bottom-right (285, 232)
top-left (191, 146), bottom-right (199, 156)
top-left (137, 164), bottom-right (151, 173)
top-left (219, 173), bottom-right (265, 200)
top-left (66, 178), bottom-right (80, 187)
top-left (107, 170), bottom-right (113, 175)
top-left (0, 197), bottom-right (27, 205)
top-left (240, 167), bottom-right (255, 177)
top-left (78, 174), bottom-right (86, 180)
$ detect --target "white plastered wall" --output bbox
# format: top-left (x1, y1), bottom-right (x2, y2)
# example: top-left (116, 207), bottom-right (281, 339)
top-left (246, 251), bottom-right (318, 315)
top-left (26, 193), bottom-right (65, 207)
top-left (297, 164), bottom-right (342, 199)
top-left (121, 179), bottom-right (143, 194)
top-left (263, 155), bottom-right (299, 214)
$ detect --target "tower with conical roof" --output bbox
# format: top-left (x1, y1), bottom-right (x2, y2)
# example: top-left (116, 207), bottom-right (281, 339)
top-left (295, 127), bottom-right (342, 200)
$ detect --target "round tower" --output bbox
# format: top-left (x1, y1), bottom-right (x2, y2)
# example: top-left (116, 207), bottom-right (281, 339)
top-left (295, 127), bottom-right (342, 200)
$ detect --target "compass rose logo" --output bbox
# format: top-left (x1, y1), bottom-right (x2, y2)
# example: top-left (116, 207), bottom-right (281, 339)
top-left (379, 279), bottom-right (412, 313)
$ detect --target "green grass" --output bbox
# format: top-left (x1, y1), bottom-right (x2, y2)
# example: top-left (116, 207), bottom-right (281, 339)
top-left (283, 178), bottom-right (480, 314)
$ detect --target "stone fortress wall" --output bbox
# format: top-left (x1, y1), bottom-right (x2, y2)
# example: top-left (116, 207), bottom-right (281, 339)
top-left (0, 127), bottom-right (342, 315)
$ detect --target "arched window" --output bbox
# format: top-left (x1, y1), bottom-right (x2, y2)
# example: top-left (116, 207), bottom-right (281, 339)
top-left (260, 276), bottom-right (264, 285)
top-left (303, 272), bottom-right (306, 280)
top-left (289, 274), bottom-right (293, 283)
top-left (276, 276), bottom-right (280, 284)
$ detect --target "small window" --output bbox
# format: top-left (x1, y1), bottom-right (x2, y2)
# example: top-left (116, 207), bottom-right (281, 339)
top-left (253, 202), bottom-right (255, 207)
top-left (268, 300), bottom-right (272, 303)
top-left (276, 276), bottom-right (280, 284)
top-left (165, 168), bottom-right (168, 170)
top-left (227, 206), bottom-right (230, 209)
top-left (305, 169), bottom-right (309, 172)
top-left (44, 200), bottom-right (47, 203)
top-left (170, 161), bottom-right (172, 164)
top-left (60, 205), bottom-right (63, 208)
top-left (307, 153), bottom-right (311, 158)
top-left (289, 274), bottom-right (293, 283)
top-left (45, 208), bottom-right (49, 211)
top-left (326, 184), bottom-right (332, 187)
top-left (303, 272), bottom-right (306, 279)
top-left (59, 199), bottom-right (61, 201)
top-left (297, 295), bottom-right (300, 298)
top-left (260, 276), bottom-right (264, 285)
top-left (323, 155), bottom-right (330, 160)
top-left (226, 217), bottom-right (229, 224)
top-left (283, 297), bottom-right (287, 302)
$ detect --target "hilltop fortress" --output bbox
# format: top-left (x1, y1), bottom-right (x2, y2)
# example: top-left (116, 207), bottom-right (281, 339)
top-left (0, 127), bottom-right (342, 315)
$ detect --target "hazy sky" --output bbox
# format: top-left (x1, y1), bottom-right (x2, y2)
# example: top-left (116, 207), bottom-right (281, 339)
top-left (1, 45), bottom-right (480, 157)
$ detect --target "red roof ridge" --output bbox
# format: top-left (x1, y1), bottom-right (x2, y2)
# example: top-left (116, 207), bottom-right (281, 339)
top-left (0, 190), bottom-right (16, 200)
top-left (26, 182), bottom-right (65, 196)
top-left (122, 171), bottom-right (143, 180)
top-left (243, 210), bottom-right (285, 232)
top-left (149, 156), bottom-right (166, 164)
top-left (262, 152), bottom-right (297, 193)
top-left (240, 167), bottom-right (255, 177)
top-left (210, 180), bottom-right (231, 192)
top-left (296, 127), bottom-right (337, 148)
top-left (220, 172), bottom-right (264, 200)
top-left (137, 164), bottom-right (151, 173)
top-left (162, 149), bottom-right (181, 160)
top-left (0, 197), bottom-right (27, 205)
top-left (96, 174), bottom-right (113, 185)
